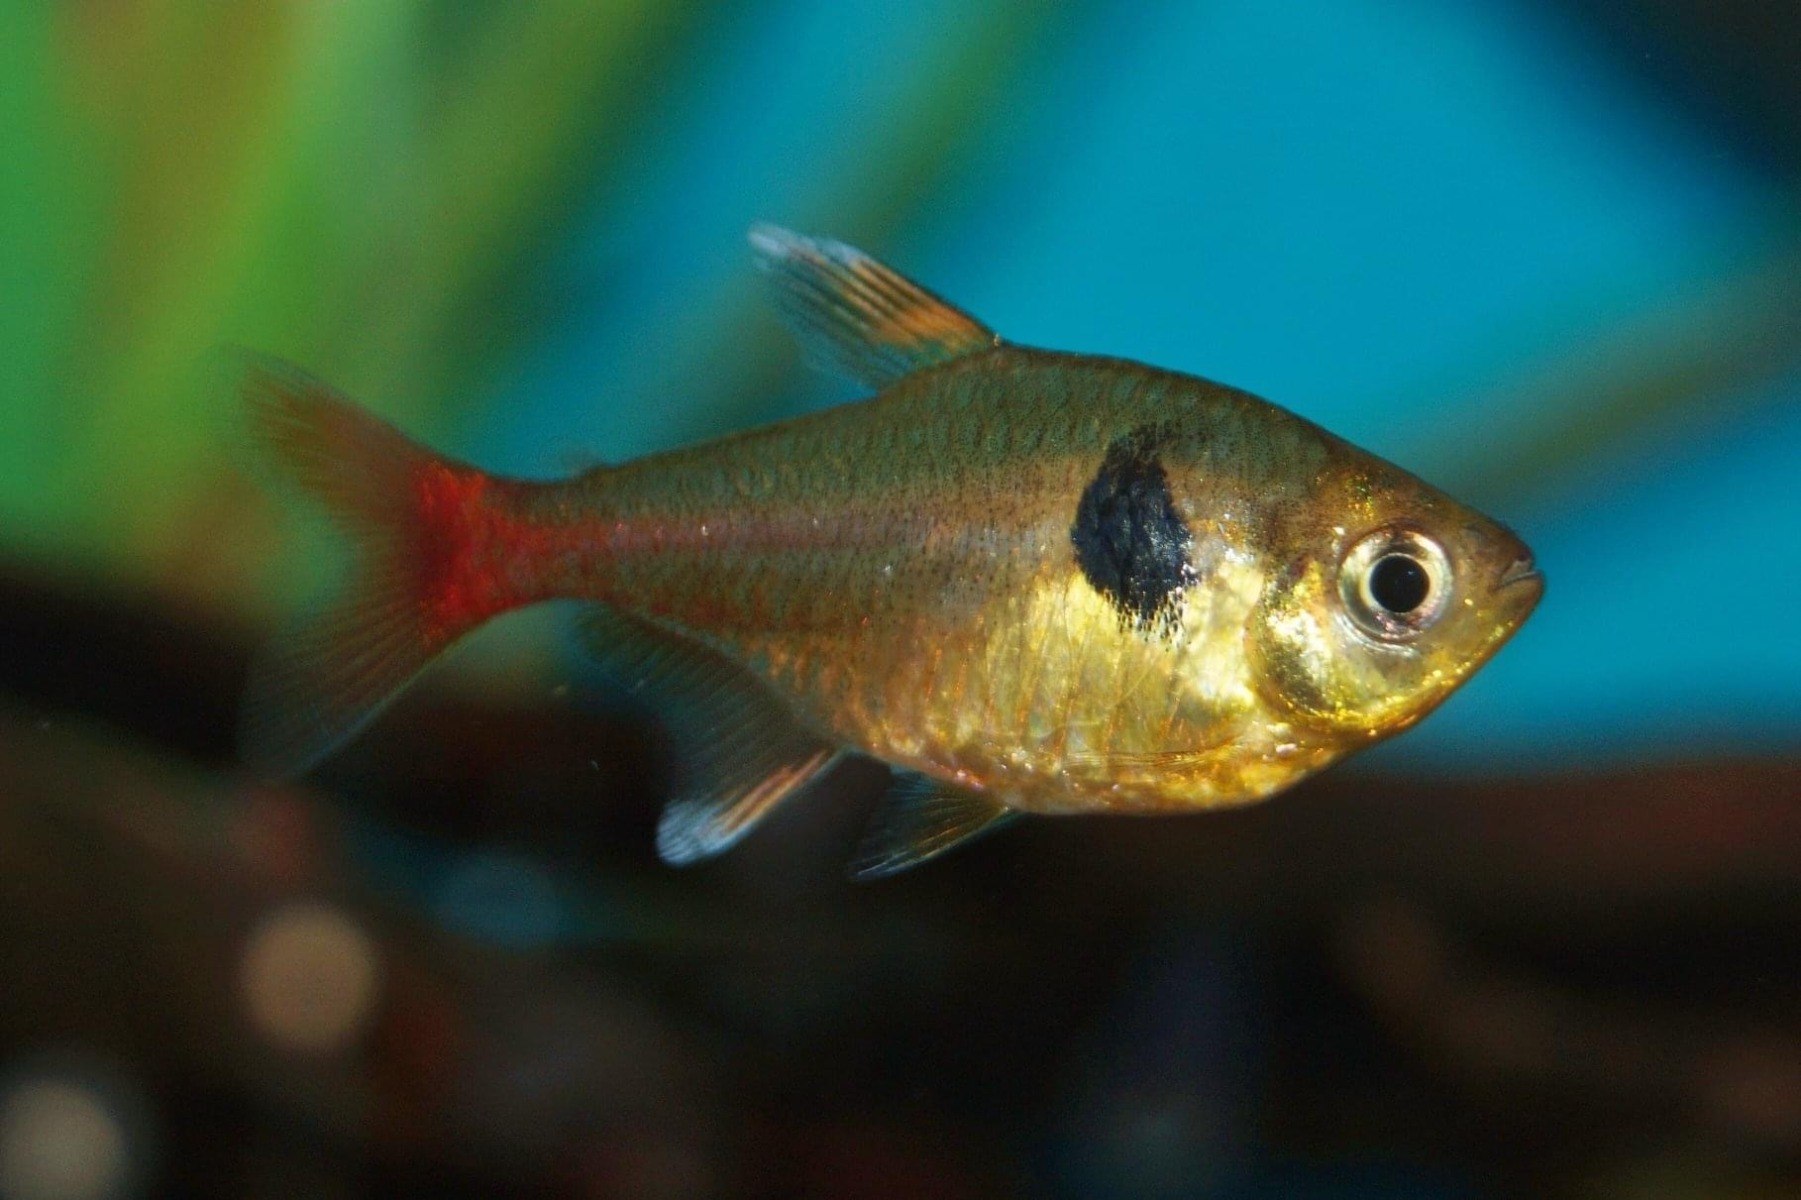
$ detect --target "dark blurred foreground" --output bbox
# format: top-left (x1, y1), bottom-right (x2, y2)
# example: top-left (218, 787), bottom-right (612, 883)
top-left (1, 564), bottom-right (1798, 1199)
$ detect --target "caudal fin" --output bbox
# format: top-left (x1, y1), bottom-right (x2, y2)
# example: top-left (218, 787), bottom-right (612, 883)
top-left (239, 356), bottom-right (500, 776)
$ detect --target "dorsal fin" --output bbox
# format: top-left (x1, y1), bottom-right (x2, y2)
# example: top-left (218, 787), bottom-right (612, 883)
top-left (849, 773), bottom-right (1020, 880)
top-left (579, 606), bottom-right (845, 865)
top-left (748, 224), bottom-right (999, 390)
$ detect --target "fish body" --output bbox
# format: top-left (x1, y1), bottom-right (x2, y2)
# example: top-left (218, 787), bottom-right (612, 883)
top-left (242, 227), bottom-right (1541, 875)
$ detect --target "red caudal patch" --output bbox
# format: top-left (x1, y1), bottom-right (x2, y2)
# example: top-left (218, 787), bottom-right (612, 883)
top-left (410, 462), bottom-right (509, 645)
top-left (407, 461), bottom-right (577, 646)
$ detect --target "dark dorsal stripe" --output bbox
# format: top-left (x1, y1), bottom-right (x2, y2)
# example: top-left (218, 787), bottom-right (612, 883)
top-left (1071, 424), bottom-right (1196, 631)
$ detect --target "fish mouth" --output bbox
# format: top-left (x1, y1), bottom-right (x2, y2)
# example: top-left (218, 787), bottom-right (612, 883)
top-left (1490, 554), bottom-right (1544, 639)
top-left (1498, 555), bottom-right (1543, 592)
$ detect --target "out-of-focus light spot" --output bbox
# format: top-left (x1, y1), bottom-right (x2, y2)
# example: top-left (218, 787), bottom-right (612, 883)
top-left (238, 902), bottom-right (382, 1055)
top-left (0, 1078), bottom-right (132, 1200)
top-left (433, 851), bottom-right (562, 949)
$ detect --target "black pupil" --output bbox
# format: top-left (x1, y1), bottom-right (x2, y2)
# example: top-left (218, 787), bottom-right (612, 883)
top-left (1369, 554), bottom-right (1430, 615)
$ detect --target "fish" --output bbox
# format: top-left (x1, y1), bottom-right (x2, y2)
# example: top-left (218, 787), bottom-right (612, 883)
top-left (240, 224), bottom-right (1542, 878)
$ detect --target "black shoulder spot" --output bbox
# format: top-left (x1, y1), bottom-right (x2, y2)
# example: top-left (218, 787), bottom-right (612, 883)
top-left (1071, 424), bottom-right (1196, 631)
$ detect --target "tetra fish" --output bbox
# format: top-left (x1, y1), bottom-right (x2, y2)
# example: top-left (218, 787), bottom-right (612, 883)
top-left (241, 225), bottom-right (1541, 877)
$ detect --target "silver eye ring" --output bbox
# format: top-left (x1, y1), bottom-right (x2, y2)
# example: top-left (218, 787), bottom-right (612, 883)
top-left (1338, 527), bottom-right (1452, 642)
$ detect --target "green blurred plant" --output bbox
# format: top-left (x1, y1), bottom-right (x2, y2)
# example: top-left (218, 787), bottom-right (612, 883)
top-left (0, 1), bottom-right (704, 614)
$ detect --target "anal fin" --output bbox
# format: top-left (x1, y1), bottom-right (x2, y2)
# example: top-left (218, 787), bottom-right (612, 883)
top-left (579, 607), bottom-right (843, 866)
top-left (850, 773), bottom-right (1020, 881)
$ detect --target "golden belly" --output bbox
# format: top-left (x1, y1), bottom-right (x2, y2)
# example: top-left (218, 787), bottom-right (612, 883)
top-left (753, 557), bottom-right (1333, 814)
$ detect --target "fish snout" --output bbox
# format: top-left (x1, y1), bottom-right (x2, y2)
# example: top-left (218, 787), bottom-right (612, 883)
top-left (1493, 551), bottom-right (1544, 629)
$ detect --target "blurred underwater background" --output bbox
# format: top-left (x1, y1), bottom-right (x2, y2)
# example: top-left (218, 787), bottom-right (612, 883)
top-left (0, 0), bottom-right (1798, 1196)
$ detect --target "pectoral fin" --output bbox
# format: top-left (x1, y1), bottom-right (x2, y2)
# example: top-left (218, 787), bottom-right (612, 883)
top-left (579, 607), bottom-right (844, 865)
top-left (850, 774), bottom-right (1020, 881)
top-left (748, 224), bottom-right (999, 390)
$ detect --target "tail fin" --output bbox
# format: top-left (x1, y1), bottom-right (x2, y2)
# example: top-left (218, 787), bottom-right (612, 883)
top-left (239, 356), bottom-right (501, 776)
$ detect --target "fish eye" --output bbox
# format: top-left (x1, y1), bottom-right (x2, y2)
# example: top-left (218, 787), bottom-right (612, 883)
top-left (1369, 554), bottom-right (1428, 614)
top-left (1338, 529), bottom-right (1451, 642)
